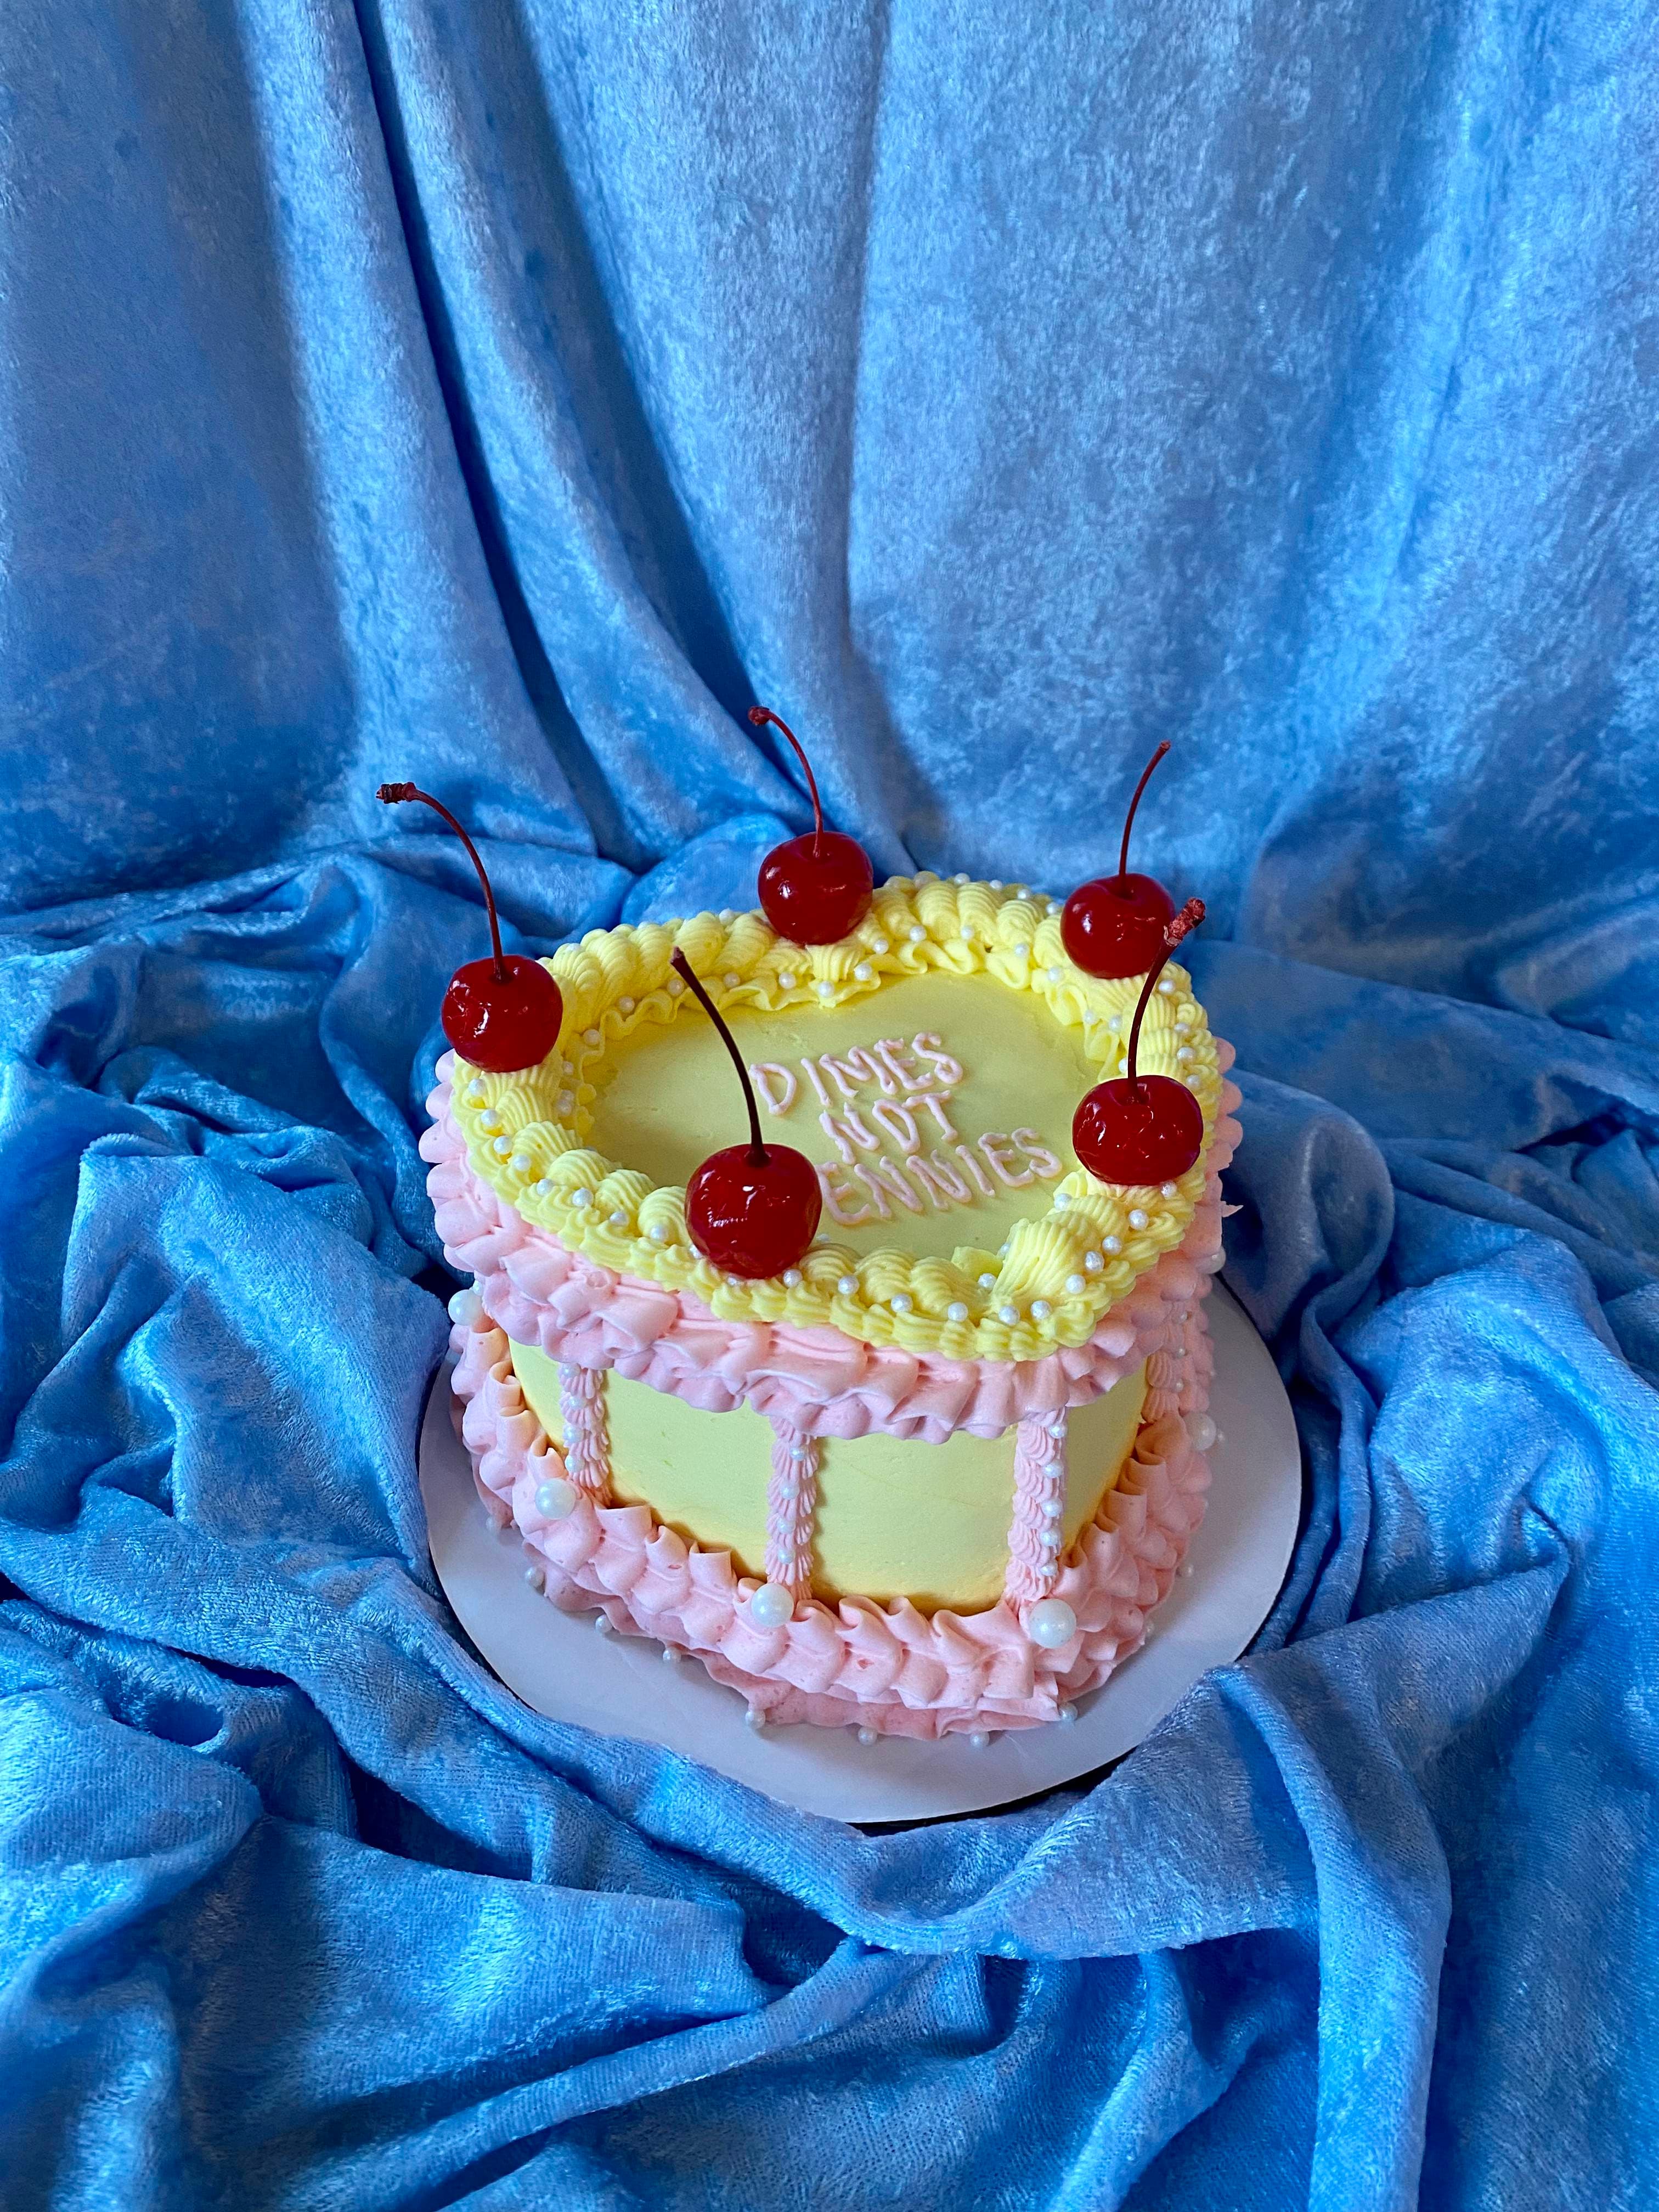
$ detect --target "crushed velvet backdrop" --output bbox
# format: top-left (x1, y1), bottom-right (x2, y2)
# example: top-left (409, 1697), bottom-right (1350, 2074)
top-left (2, 2), bottom-right (1656, 2206)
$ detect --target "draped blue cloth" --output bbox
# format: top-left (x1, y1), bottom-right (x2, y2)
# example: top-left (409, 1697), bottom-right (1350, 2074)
top-left (3, 2), bottom-right (1656, 2205)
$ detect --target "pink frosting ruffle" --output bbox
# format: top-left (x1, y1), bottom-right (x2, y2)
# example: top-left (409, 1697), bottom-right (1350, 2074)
top-left (448, 1303), bottom-right (1215, 1738)
top-left (422, 1053), bottom-right (1242, 1443)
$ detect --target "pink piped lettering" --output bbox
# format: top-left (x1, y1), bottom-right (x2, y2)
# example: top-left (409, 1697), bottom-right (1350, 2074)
top-left (979, 1132), bottom-right (1034, 1188)
top-left (870, 1099), bottom-right (921, 1154)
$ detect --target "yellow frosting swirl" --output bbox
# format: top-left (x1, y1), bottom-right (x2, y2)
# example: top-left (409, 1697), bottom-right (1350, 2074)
top-left (448, 875), bottom-right (1222, 1359)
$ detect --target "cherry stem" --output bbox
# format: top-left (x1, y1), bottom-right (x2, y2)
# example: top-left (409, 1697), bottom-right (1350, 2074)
top-left (378, 783), bottom-right (507, 981)
top-left (749, 706), bottom-right (824, 856)
top-left (1116, 741), bottom-right (1172, 893)
top-left (1126, 898), bottom-right (1205, 1096)
top-left (672, 950), bottom-right (767, 1164)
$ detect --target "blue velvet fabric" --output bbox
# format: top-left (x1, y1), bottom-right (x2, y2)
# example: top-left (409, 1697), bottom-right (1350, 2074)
top-left (3, 2), bottom-right (1657, 2205)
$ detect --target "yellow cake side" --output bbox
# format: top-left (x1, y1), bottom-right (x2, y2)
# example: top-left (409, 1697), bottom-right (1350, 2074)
top-left (510, 1340), bottom-right (1147, 1613)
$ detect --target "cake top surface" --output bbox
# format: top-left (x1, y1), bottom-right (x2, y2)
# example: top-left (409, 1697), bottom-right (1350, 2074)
top-left (445, 873), bottom-right (1223, 1363)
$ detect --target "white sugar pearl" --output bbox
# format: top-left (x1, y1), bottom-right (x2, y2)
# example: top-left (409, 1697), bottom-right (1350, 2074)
top-left (668, 974), bottom-right (684, 994)
top-left (837, 1274), bottom-right (860, 1296)
top-left (908, 925), bottom-right (927, 943)
top-left (662, 1644), bottom-right (682, 1664)
top-left (1054, 1190), bottom-right (1070, 1209)
top-left (532, 1178), bottom-right (554, 1199)
top-left (777, 970), bottom-right (797, 991)
top-left (478, 1110), bottom-right (501, 1133)
top-left (978, 1272), bottom-right (997, 1289)
top-left (1175, 1019), bottom-right (1190, 1034)
top-left (594, 1612), bottom-right (613, 1634)
top-left (854, 962), bottom-right (873, 981)
top-left (1045, 967), bottom-right (1064, 986)
top-left (1058, 1702), bottom-right (1079, 1725)
top-left (556, 1091), bottom-right (574, 1114)
top-left (1084, 1251), bottom-right (1104, 1272)
top-left (969, 1731), bottom-right (991, 1750)
top-left (1158, 978), bottom-right (1175, 995)
top-left (1161, 1182), bottom-right (1178, 1198)
top-left (1107, 1014), bottom-right (1122, 1034)
top-left (998, 1241), bottom-right (1011, 1256)
top-left (891, 1293), bottom-right (913, 1314)
top-left (748, 1582), bottom-right (794, 1629)
top-left (743, 1706), bottom-right (766, 1730)
top-left (510, 1153), bottom-right (533, 1174)
top-left (583, 1028), bottom-right (601, 1046)
top-left (856, 1726), bottom-right (878, 1746)
top-left (723, 972), bottom-right (741, 990)
top-left (1065, 1274), bottom-right (1086, 1295)
top-left (1012, 941), bottom-right (1030, 959)
top-left (1180, 1562), bottom-right (1194, 1579)
top-left (1043, 1495), bottom-right (1063, 1520)
top-left (997, 1304), bottom-right (1019, 1325)
top-left (725, 1274), bottom-right (743, 1286)
top-left (946, 1301), bottom-right (969, 1323)
top-left (782, 1268), bottom-right (802, 1287)
top-left (523, 1564), bottom-right (545, 1592)
top-left (648, 1222), bottom-right (670, 1243)
top-left (953, 871), bottom-right (969, 885)
top-left (465, 1079), bottom-right (487, 1103)
top-left (719, 908), bottom-right (736, 922)
top-left (817, 980), bottom-right (834, 998)
top-left (534, 1477), bottom-right (578, 1519)
top-left (990, 879), bottom-right (1003, 890)
top-left (915, 871), bottom-right (938, 886)
top-left (1187, 1075), bottom-right (1203, 1090)
top-left (1030, 1299), bottom-right (1052, 1322)
top-left (1200, 1246), bottom-right (1226, 1273)
top-left (447, 1287), bottom-right (483, 1326)
top-left (1186, 1412), bottom-right (1218, 1452)
top-left (1177, 1046), bottom-right (1194, 1064)
top-left (1103, 1234), bottom-right (1122, 1255)
top-left (607, 1210), bottom-right (628, 1229)
top-left (570, 1188), bottom-right (592, 1209)
top-left (619, 996), bottom-right (635, 1014)
top-left (491, 1135), bottom-right (512, 1156)
top-left (871, 936), bottom-right (890, 955)
top-left (1128, 1208), bottom-right (1149, 1230)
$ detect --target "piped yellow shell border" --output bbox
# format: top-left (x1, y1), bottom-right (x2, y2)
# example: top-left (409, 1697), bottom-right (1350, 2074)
top-left (450, 873), bottom-right (1221, 1361)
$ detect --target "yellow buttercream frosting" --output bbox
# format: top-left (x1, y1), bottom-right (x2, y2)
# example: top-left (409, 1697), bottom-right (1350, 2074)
top-left (449, 875), bottom-right (1221, 1361)
top-left (510, 1341), bottom-right (1148, 1612)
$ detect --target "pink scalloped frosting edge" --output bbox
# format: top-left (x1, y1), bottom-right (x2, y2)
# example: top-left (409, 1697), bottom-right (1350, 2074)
top-left (421, 1051), bottom-right (1241, 1442)
top-left (449, 1303), bottom-right (1214, 1737)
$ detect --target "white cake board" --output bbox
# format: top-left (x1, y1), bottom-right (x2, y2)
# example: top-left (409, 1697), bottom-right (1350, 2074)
top-left (419, 1285), bottom-right (1301, 1824)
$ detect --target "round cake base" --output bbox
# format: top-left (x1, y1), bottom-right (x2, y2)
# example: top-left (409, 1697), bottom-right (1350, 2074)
top-left (418, 1285), bottom-right (1300, 1824)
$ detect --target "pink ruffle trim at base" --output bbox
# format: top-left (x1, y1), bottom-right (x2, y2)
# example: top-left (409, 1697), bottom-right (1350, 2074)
top-left (447, 1304), bottom-right (1215, 1738)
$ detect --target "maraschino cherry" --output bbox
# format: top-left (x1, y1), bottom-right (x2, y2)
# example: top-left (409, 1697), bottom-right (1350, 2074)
top-left (672, 950), bottom-right (822, 1278)
top-left (1073, 899), bottom-right (1207, 1185)
top-left (751, 706), bottom-right (873, 944)
top-left (1060, 741), bottom-right (1177, 979)
top-left (377, 783), bottom-right (562, 1072)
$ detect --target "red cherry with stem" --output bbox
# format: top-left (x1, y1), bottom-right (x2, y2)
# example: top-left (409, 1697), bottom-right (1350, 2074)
top-left (1060, 741), bottom-right (1178, 979)
top-left (1073, 899), bottom-right (1207, 1185)
top-left (751, 706), bottom-right (874, 945)
top-left (671, 950), bottom-right (822, 1278)
top-left (377, 783), bottom-right (563, 1073)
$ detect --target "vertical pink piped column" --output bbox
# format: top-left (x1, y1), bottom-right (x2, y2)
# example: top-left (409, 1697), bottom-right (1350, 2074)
top-left (558, 1363), bottom-right (613, 1503)
top-left (1003, 1410), bottom-right (1069, 1605)
top-left (764, 1424), bottom-right (821, 1602)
